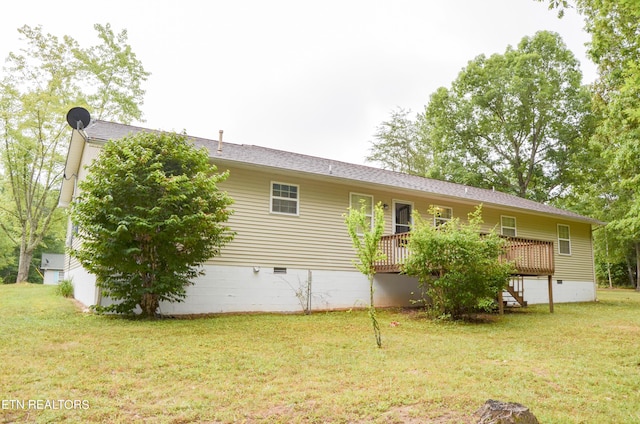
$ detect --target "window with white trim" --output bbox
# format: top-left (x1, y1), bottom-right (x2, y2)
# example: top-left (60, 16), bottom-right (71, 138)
top-left (558, 224), bottom-right (571, 255)
top-left (271, 182), bottom-right (299, 215)
top-left (501, 216), bottom-right (517, 237)
top-left (433, 206), bottom-right (452, 227)
top-left (349, 193), bottom-right (373, 230)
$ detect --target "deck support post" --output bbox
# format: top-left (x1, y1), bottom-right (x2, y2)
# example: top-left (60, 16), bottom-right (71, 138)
top-left (547, 275), bottom-right (554, 313)
top-left (498, 290), bottom-right (504, 315)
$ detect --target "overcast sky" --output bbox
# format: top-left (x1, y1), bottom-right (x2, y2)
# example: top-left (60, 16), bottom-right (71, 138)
top-left (0, 0), bottom-right (595, 165)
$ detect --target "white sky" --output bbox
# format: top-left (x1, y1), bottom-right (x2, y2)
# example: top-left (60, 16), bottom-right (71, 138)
top-left (0, 0), bottom-right (594, 165)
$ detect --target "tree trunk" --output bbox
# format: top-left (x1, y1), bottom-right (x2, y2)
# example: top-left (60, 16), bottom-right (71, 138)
top-left (369, 275), bottom-right (375, 312)
top-left (15, 241), bottom-right (33, 283)
top-left (626, 257), bottom-right (635, 287)
top-left (368, 274), bottom-right (382, 348)
top-left (605, 230), bottom-right (613, 289)
top-left (636, 243), bottom-right (640, 291)
top-left (140, 292), bottom-right (159, 318)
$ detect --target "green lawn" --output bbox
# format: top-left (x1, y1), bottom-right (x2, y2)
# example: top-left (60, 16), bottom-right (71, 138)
top-left (1, 284), bottom-right (639, 423)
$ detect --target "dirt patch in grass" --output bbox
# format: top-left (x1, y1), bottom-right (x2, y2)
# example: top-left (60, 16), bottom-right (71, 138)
top-left (398, 307), bottom-right (503, 324)
top-left (375, 404), bottom-right (475, 424)
top-left (251, 402), bottom-right (475, 424)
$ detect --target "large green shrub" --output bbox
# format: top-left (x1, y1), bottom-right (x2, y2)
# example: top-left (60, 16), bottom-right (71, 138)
top-left (71, 132), bottom-right (234, 317)
top-left (403, 206), bottom-right (514, 319)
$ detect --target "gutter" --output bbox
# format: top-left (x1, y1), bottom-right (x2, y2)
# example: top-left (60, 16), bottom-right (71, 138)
top-left (58, 129), bottom-right (87, 208)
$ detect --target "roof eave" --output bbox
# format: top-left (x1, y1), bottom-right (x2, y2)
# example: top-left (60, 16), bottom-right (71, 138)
top-left (80, 121), bottom-right (603, 227)
top-left (212, 157), bottom-right (604, 226)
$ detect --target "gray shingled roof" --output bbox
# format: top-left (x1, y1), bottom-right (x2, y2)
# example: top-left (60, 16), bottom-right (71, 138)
top-left (41, 253), bottom-right (65, 270)
top-left (82, 120), bottom-right (603, 225)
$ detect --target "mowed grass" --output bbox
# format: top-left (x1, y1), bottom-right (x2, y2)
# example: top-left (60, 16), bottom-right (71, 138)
top-left (1, 285), bottom-right (640, 423)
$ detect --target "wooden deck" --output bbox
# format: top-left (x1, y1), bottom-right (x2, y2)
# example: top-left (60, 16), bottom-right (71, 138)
top-left (501, 236), bottom-right (555, 276)
top-left (373, 233), bottom-right (555, 276)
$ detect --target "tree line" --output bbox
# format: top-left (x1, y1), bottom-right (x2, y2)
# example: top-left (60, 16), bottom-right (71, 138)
top-left (368, 0), bottom-right (640, 289)
top-left (0, 24), bottom-right (148, 283)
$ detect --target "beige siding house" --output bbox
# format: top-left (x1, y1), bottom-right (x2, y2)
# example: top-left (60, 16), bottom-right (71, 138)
top-left (59, 120), bottom-right (602, 314)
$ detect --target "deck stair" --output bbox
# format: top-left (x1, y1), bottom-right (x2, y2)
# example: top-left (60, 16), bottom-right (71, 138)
top-left (504, 276), bottom-right (527, 307)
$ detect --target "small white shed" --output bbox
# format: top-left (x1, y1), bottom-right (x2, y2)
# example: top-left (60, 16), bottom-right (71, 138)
top-left (41, 253), bottom-right (65, 285)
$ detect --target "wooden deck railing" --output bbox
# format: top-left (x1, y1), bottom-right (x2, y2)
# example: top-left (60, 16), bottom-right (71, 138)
top-left (373, 233), bottom-right (555, 276)
top-left (500, 236), bottom-right (555, 276)
top-left (375, 233), bottom-right (412, 273)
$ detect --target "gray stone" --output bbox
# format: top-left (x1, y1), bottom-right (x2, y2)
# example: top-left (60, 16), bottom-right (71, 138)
top-left (475, 399), bottom-right (539, 424)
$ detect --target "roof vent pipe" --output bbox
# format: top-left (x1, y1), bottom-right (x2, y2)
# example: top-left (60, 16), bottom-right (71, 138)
top-left (217, 130), bottom-right (223, 154)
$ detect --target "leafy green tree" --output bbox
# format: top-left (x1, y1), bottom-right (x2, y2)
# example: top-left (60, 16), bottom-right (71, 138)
top-left (0, 180), bottom-right (17, 275)
top-left (367, 108), bottom-right (432, 176)
top-left (594, 227), bottom-right (635, 288)
top-left (539, 1), bottom-right (640, 92)
top-left (0, 174), bottom-right (67, 283)
top-left (541, 0), bottom-right (640, 289)
top-left (344, 200), bottom-right (386, 348)
top-left (70, 132), bottom-right (235, 317)
top-left (403, 206), bottom-right (514, 319)
top-left (425, 31), bottom-right (592, 201)
top-left (73, 24), bottom-right (149, 123)
top-left (590, 5), bottom-right (640, 290)
top-left (369, 31), bottom-right (592, 203)
top-left (0, 24), bottom-right (149, 283)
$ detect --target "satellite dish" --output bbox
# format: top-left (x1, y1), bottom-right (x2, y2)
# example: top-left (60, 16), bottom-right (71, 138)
top-left (66, 107), bottom-right (91, 130)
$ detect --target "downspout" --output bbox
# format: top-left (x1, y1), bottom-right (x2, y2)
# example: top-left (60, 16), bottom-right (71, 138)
top-left (64, 174), bottom-right (78, 279)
